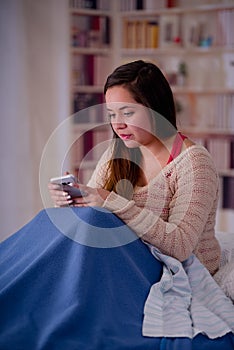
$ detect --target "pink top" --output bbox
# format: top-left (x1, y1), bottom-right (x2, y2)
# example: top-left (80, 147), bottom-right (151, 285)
top-left (167, 132), bottom-right (187, 165)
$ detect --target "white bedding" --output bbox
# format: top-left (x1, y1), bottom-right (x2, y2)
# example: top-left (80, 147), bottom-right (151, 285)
top-left (214, 231), bottom-right (234, 301)
top-left (142, 244), bottom-right (234, 339)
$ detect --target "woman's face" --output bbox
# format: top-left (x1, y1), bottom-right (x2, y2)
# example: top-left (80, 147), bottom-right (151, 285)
top-left (105, 86), bottom-right (156, 149)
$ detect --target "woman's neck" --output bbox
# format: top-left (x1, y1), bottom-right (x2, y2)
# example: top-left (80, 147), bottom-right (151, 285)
top-left (138, 135), bottom-right (176, 186)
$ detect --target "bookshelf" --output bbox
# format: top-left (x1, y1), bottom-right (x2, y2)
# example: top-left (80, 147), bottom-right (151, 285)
top-left (68, 0), bottom-right (234, 230)
top-left (117, 0), bottom-right (234, 230)
top-left (69, 0), bottom-right (118, 183)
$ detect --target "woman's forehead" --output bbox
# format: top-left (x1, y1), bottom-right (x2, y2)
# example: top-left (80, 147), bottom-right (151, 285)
top-left (105, 86), bottom-right (135, 103)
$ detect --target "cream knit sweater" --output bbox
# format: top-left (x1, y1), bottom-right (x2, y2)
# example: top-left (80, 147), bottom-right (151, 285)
top-left (88, 144), bottom-right (221, 275)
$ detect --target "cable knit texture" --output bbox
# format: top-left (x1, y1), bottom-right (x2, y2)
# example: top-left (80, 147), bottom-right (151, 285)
top-left (88, 145), bottom-right (221, 275)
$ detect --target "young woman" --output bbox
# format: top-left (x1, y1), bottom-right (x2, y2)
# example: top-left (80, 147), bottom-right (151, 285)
top-left (1, 60), bottom-right (233, 350)
top-left (49, 60), bottom-right (221, 276)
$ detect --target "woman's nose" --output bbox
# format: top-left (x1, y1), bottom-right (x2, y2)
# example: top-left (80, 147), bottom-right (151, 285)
top-left (112, 114), bottom-right (126, 128)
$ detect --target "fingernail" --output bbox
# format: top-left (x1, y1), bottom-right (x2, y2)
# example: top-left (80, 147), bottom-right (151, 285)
top-left (66, 195), bottom-right (71, 199)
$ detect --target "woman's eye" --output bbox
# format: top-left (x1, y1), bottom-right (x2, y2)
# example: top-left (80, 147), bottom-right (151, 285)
top-left (107, 113), bottom-right (115, 119)
top-left (123, 111), bottom-right (134, 117)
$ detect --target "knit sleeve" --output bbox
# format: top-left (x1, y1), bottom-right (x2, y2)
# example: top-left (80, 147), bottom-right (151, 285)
top-left (102, 147), bottom-right (219, 263)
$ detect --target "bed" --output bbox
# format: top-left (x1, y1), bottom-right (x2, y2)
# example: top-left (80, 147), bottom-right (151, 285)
top-left (0, 207), bottom-right (234, 350)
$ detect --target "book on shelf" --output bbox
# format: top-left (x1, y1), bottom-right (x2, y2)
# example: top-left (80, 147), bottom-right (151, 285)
top-left (69, 0), bottom-right (110, 10)
top-left (120, 0), bottom-right (175, 11)
top-left (71, 15), bottom-right (90, 47)
top-left (159, 14), bottom-right (181, 48)
top-left (88, 16), bottom-right (110, 47)
top-left (72, 55), bottom-right (86, 86)
top-left (231, 141), bottom-right (234, 169)
top-left (146, 21), bottom-right (159, 48)
top-left (216, 9), bottom-right (234, 48)
top-left (73, 93), bottom-right (104, 121)
top-left (71, 14), bottom-right (110, 48)
top-left (176, 94), bottom-right (234, 131)
top-left (70, 0), bottom-right (97, 9)
top-left (93, 55), bottom-right (111, 86)
top-left (222, 53), bottom-right (234, 89)
top-left (223, 176), bottom-right (234, 209)
top-left (71, 136), bottom-right (84, 166)
top-left (182, 12), bottom-right (216, 48)
top-left (83, 130), bottom-right (94, 160)
top-left (122, 19), bottom-right (159, 49)
top-left (72, 54), bottom-right (111, 86)
top-left (207, 138), bottom-right (231, 172)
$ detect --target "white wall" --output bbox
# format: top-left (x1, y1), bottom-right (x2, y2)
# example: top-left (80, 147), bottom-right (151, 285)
top-left (0, 0), bottom-right (71, 241)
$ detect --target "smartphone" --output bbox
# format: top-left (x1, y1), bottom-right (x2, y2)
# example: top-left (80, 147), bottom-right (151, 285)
top-left (50, 174), bottom-right (84, 198)
top-left (50, 174), bottom-right (77, 185)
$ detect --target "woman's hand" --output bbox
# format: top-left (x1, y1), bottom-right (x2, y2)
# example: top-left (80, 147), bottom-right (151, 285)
top-left (48, 182), bottom-right (110, 208)
top-left (48, 182), bottom-right (74, 207)
top-left (72, 184), bottom-right (110, 207)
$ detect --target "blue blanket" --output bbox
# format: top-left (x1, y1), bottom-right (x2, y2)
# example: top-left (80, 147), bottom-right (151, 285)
top-left (0, 207), bottom-right (234, 350)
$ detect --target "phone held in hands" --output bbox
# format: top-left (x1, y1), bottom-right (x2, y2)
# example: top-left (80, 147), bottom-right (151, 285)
top-left (50, 174), bottom-right (84, 198)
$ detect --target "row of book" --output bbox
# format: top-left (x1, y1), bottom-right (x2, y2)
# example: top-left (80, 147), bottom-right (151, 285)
top-left (183, 10), bottom-right (234, 49)
top-left (122, 9), bottom-right (234, 49)
top-left (73, 93), bottom-right (105, 120)
top-left (69, 0), bottom-right (110, 10)
top-left (120, 0), bottom-right (171, 11)
top-left (72, 55), bottom-right (110, 86)
top-left (70, 0), bottom-right (233, 11)
top-left (122, 19), bottom-right (160, 49)
top-left (215, 10), bottom-right (234, 48)
top-left (71, 14), bottom-right (110, 48)
top-left (69, 0), bottom-right (177, 11)
top-left (222, 176), bottom-right (234, 209)
top-left (177, 94), bottom-right (234, 130)
top-left (119, 0), bottom-right (233, 11)
top-left (207, 139), bottom-right (234, 171)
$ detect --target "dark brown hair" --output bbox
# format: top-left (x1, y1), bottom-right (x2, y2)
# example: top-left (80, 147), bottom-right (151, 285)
top-left (103, 60), bottom-right (177, 197)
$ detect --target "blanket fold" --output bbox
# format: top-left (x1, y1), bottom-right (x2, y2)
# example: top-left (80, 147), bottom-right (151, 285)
top-left (143, 244), bottom-right (234, 339)
top-left (0, 207), bottom-right (234, 350)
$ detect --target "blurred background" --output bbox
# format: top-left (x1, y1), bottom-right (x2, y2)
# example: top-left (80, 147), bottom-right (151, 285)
top-left (0, 0), bottom-right (234, 241)
top-left (0, 0), bottom-right (70, 240)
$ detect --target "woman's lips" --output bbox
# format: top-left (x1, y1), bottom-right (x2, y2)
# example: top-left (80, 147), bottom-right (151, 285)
top-left (119, 134), bottom-right (132, 140)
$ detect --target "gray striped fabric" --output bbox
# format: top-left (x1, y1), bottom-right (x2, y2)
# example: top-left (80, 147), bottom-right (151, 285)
top-left (142, 244), bottom-right (234, 339)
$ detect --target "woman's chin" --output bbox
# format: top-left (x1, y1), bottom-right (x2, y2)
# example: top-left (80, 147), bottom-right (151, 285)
top-left (122, 140), bottom-right (141, 148)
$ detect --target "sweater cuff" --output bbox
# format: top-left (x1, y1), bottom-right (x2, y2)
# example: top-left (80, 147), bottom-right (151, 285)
top-left (102, 191), bottom-right (132, 213)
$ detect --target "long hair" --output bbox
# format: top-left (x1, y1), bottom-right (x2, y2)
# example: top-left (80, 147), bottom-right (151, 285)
top-left (103, 60), bottom-right (177, 198)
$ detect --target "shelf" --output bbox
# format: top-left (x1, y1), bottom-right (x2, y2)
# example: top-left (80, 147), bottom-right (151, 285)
top-left (172, 87), bottom-right (234, 94)
top-left (69, 1), bottom-right (234, 211)
top-left (72, 85), bottom-right (104, 93)
top-left (119, 4), bottom-right (234, 17)
top-left (121, 47), bottom-right (234, 57)
top-left (70, 8), bottom-right (110, 16)
top-left (219, 169), bottom-right (234, 177)
top-left (71, 47), bottom-right (111, 55)
top-left (181, 128), bottom-right (234, 138)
